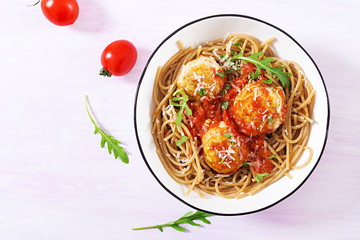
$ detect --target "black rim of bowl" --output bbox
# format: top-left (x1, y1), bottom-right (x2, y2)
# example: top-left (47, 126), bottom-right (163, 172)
top-left (133, 14), bottom-right (330, 216)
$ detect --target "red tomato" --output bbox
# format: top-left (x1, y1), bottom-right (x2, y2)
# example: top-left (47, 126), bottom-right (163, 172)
top-left (100, 40), bottom-right (137, 77)
top-left (41, 0), bottom-right (79, 26)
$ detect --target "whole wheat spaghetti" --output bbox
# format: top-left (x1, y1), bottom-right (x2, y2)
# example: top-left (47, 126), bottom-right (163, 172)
top-left (151, 34), bottom-right (315, 199)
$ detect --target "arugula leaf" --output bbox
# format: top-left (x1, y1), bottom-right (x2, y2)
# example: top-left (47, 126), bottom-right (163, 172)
top-left (223, 133), bottom-right (231, 138)
top-left (255, 172), bottom-right (269, 183)
top-left (234, 63), bottom-right (241, 71)
top-left (262, 79), bottom-right (272, 84)
top-left (176, 136), bottom-right (189, 147)
top-left (170, 89), bottom-right (192, 126)
top-left (234, 40), bottom-right (242, 47)
top-left (198, 88), bottom-right (206, 97)
top-left (215, 71), bottom-right (225, 79)
top-left (221, 101), bottom-right (229, 111)
top-left (132, 211), bottom-right (214, 232)
top-left (243, 161), bottom-right (250, 168)
top-left (225, 69), bottom-right (232, 74)
top-left (222, 84), bottom-right (231, 96)
top-left (85, 96), bottom-right (129, 163)
top-left (233, 51), bottom-right (291, 88)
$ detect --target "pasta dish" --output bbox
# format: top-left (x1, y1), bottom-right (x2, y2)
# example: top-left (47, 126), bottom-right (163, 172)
top-left (151, 33), bottom-right (315, 199)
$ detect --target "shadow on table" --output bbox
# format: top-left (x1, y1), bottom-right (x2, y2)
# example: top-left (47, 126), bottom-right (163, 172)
top-left (120, 46), bottom-right (153, 84)
top-left (239, 43), bottom-right (359, 227)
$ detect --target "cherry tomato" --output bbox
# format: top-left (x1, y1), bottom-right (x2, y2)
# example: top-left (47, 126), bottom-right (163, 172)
top-left (41, 0), bottom-right (79, 26)
top-left (100, 40), bottom-right (137, 77)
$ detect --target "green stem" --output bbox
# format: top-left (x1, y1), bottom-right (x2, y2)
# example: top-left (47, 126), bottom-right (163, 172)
top-left (85, 95), bottom-right (97, 126)
top-left (132, 225), bottom-right (163, 231)
top-left (27, 0), bottom-right (40, 7)
top-left (99, 68), bottom-right (112, 77)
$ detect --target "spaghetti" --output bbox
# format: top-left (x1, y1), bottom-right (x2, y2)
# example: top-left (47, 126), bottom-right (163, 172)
top-left (151, 34), bottom-right (315, 199)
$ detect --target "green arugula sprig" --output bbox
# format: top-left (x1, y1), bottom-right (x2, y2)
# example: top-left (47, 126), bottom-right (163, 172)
top-left (232, 51), bottom-right (291, 89)
top-left (170, 89), bottom-right (192, 126)
top-left (234, 40), bottom-right (242, 48)
top-left (255, 172), bottom-right (269, 183)
top-left (198, 88), bottom-right (206, 97)
top-left (243, 161), bottom-right (250, 168)
top-left (215, 71), bottom-right (225, 79)
top-left (176, 136), bottom-right (189, 147)
top-left (85, 96), bottom-right (129, 163)
top-left (268, 154), bottom-right (277, 159)
top-left (221, 101), bottom-right (229, 111)
top-left (223, 133), bottom-right (231, 138)
top-left (132, 211), bottom-right (214, 232)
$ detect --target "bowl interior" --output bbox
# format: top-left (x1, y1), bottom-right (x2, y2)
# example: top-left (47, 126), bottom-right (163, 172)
top-left (135, 15), bottom-right (329, 215)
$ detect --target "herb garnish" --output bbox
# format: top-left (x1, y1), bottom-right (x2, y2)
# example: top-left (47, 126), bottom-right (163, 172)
top-left (234, 63), bottom-right (241, 71)
top-left (234, 40), bottom-right (242, 47)
top-left (268, 154), bottom-right (277, 159)
top-left (222, 84), bottom-right (231, 95)
top-left (250, 71), bottom-right (257, 80)
top-left (225, 69), bottom-right (232, 74)
top-left (255, 172), bottom-right (269, 183)
top-left (215, 71), bottom-right (225, 79)
top-left (132, 211), bottom-right (214, 232)
top-left (243, 161), bottom-right (250, 168)
top-left (85, 96), bottom-right (129, 163)
top-left (268, 117), bottom-right (273, 123)
top-left (170, 89), bottom-right (192, 126)
top-left (223, 133), bottom-right (231, 138)
top-left (221, 101), bottom-right (229, 111)
top-left (224, 132), bottom-right (235, 145)
top-left (176, 136), bottom-right (189, 147)
top-left (232, 51), bottom-right (291, 88)
top-left (262, 79), bottom-right (272, 84)
top-left (198, 88), bottom-right (206, 97)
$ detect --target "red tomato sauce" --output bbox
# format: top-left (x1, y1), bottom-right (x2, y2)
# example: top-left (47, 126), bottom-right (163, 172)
top-left (186, 62), bottom-right (275, 174)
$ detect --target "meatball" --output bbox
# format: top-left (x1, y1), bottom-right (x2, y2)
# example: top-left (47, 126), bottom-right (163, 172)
top-left (231, 81), bottom-right (287, 136)
top-left (202, 121), bottom-right (249, 174)
top-left (177, 55), bottom-right (226, 100)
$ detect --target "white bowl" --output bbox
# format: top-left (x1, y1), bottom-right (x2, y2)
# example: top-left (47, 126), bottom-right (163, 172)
top-left (134, 14), bottom-right (330, 215)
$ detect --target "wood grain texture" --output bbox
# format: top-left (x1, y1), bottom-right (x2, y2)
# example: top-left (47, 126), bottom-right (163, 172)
top-left (0, 0), bottom-right (359, 239)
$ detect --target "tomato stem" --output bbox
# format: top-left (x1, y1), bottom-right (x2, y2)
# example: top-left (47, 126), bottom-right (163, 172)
top-left (27, 0), bottom-right (40, 7)
top-left (99, 68), bottom-right (112, 77)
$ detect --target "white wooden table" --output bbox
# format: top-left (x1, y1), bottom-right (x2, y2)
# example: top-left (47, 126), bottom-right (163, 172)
top-left (1, 0), bottom-right (359, 239)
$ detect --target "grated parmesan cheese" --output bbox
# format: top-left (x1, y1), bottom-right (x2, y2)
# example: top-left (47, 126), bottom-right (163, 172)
top-left (212, 49), bottom-right (221, 60)
top-left (250, 121), bottom-right (256, 129)
top-left (276, 99), bottom-right (281, 113)
top-left (224, 161), bottom-right (231, 168)
top-left (223, 32), bottom-right (230, 43)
